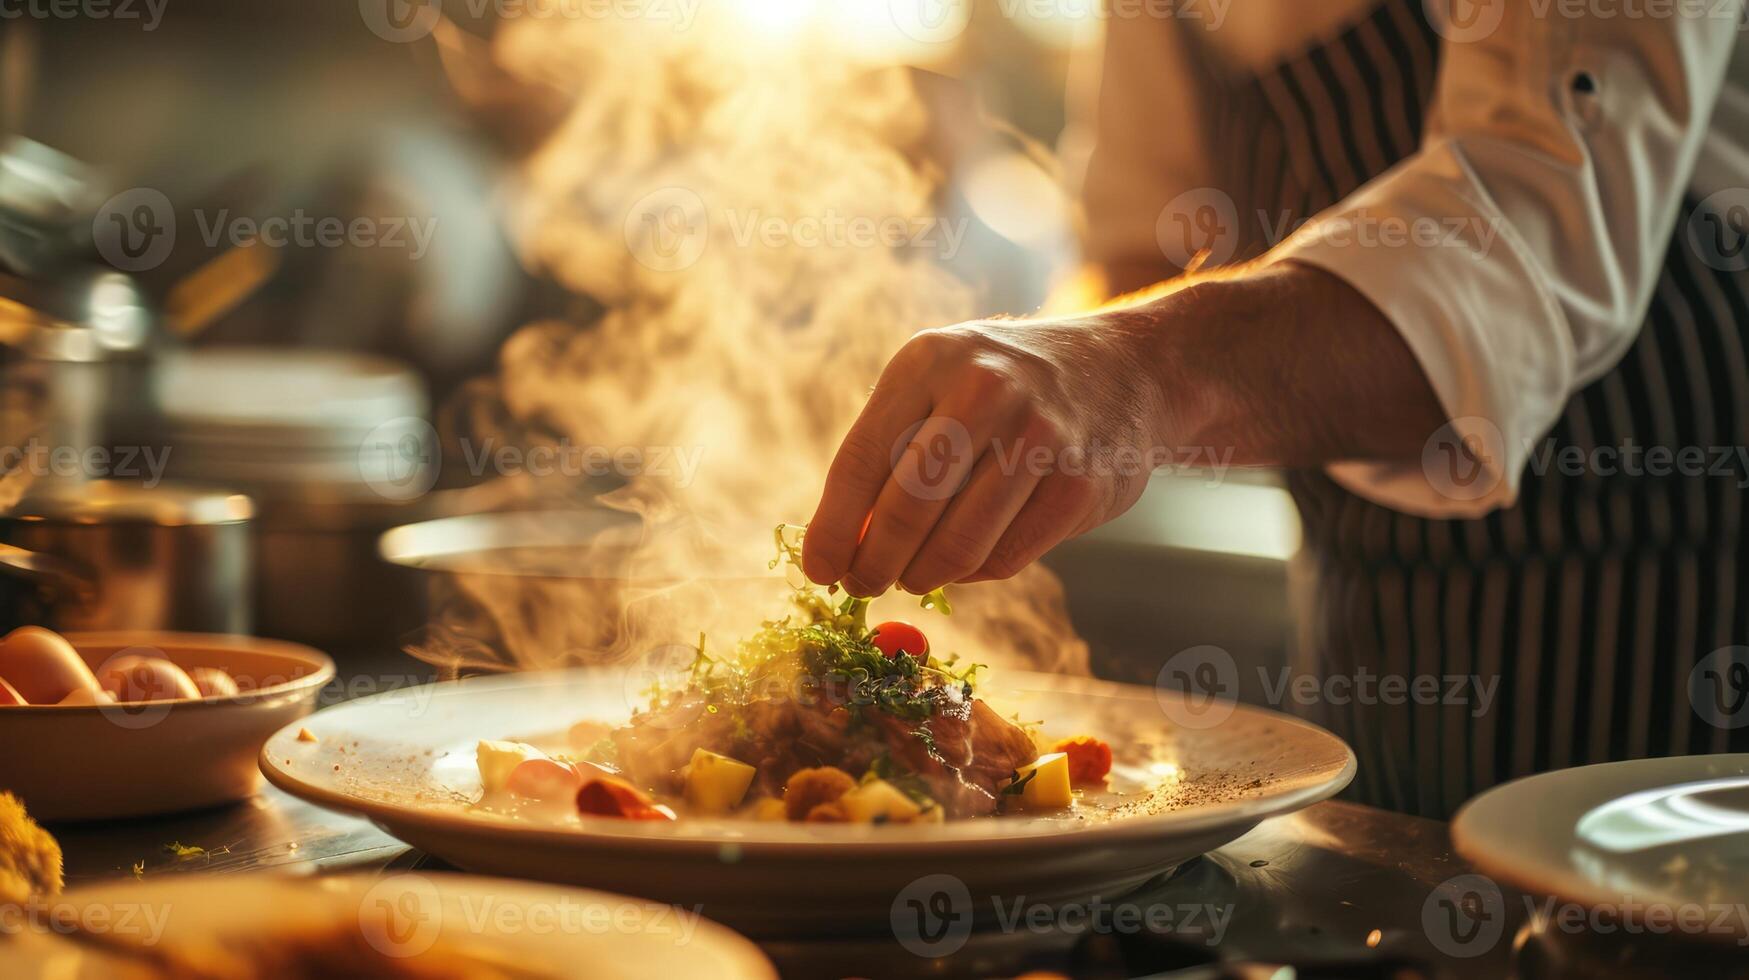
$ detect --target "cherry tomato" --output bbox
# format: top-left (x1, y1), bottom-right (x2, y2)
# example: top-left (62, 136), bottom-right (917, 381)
top-left (576, 776), bottom-right (675, 821)
top-left (871, 622), bottom-right (929, 660)
top-left (1050, 736), bottom-right (1113, 786)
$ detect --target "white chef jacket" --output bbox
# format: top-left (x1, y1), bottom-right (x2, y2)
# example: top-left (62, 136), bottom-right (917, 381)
top-left (1069, 0), bottom-right (1749, 518)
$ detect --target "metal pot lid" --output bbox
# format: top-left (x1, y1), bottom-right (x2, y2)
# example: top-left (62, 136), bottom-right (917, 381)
top-left (11, 479), bottom-right (254, 527)
top-left (154, 347), bottom-right (427, 446)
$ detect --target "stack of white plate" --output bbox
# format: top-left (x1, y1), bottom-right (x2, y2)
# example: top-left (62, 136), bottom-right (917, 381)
top-left (154, 346), bottom-right (430, 497)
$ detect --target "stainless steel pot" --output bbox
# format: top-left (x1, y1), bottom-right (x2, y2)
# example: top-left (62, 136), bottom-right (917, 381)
top-left (0, 480), bottom-right (254, 633)
top-left (151, 347), bottom-right (434, 650)
top-left (378, 509), bottom-right (783, 674)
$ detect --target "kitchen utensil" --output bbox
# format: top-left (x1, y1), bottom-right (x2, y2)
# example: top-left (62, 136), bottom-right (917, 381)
top-left (0, 480), bottom-right (253, 634)
top-left (0, 631), bottom-right (332, 821)
top-left (261, 667), bottom-right (1355, 938)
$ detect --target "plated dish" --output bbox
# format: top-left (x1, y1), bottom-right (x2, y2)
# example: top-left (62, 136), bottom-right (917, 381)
top-left (264, 530), bottom-right (1353, 935)
top-left (264, 666), bottom-right (1353, 935)
top-left (0, 632), bottom-right (333, 821)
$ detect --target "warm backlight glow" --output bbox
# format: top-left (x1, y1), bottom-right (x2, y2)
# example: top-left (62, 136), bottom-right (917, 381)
top-left (724, 0), bottom-right (817, 38)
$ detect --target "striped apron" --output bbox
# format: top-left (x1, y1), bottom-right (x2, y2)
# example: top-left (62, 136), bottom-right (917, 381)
top-left (1208, 0), bottom-right (1749, 818)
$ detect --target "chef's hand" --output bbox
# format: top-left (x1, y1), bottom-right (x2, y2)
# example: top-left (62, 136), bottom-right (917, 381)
top-left (800, 314), bottom-right (1168, 597)
top-left (800, 263), bottom-right (1448, 597)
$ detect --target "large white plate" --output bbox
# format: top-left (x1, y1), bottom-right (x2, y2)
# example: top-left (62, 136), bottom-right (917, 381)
top-left (1453, 755), bottom-right (1749, 944)
top-left (0, 872), bottom-right (774, 979)
top-left (262, 668), bottom-right (1355, 937)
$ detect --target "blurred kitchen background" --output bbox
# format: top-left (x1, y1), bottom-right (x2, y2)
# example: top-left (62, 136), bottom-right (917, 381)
top-left (0, 0), bottom-right (1295, 698)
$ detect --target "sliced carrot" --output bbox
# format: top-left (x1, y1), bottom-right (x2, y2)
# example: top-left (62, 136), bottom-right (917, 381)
top-left (576, 776), bottom-right (675, 821)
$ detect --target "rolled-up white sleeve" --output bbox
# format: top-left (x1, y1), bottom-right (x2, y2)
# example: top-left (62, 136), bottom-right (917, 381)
top-left (1266, 1), bottom-right (1741, 518)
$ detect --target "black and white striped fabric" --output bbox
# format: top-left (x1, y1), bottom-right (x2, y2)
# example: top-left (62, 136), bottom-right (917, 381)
top-left (1209, 0), bottom-right (1749, 818)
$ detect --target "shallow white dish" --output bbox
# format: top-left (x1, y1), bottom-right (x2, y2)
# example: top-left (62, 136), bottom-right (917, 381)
top-left (1452, 754), bottom-right (1749, 944)
top-left (262, 667), bottom-right (1354, 937)
top-left (0, 871), bottom-right (774, 979)
top-left (0, 632), bottom-right (333, 822)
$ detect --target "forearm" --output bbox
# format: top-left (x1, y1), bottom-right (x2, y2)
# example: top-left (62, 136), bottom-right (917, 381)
top-left (1107, 262), bottom-right (1447, 469)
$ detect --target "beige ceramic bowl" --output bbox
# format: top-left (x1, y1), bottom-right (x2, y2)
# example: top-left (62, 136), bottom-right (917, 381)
top-left (0, 632), bottom-right (333, 821)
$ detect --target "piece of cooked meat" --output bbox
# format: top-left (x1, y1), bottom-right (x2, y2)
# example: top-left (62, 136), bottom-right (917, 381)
top-left (612, 686), bottom-right (1039, 818)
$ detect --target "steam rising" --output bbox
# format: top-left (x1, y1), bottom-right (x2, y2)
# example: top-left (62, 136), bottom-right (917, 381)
top-left (416, 3), bottom-right (1089, 677)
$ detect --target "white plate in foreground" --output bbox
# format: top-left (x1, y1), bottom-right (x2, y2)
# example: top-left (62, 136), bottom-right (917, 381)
top-left (0, 872), bottom-right (774, 979)
top-left (262, 668), bottom-right (1355, 937)
top-left (1453, 754), bottom-right (1749, 944)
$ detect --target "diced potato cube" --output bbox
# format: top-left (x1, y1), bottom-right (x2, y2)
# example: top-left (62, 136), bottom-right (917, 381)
top-left (685, 748), bottom-right (757, 814)
top-left (477, 740), bottom-right (546, 794)
top-left (1013, 752), bottom-right (1073, 809)
top-left (839, 778), bottom-right (924, 824)
top-left (744, 797), bottom-right (788, 821)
